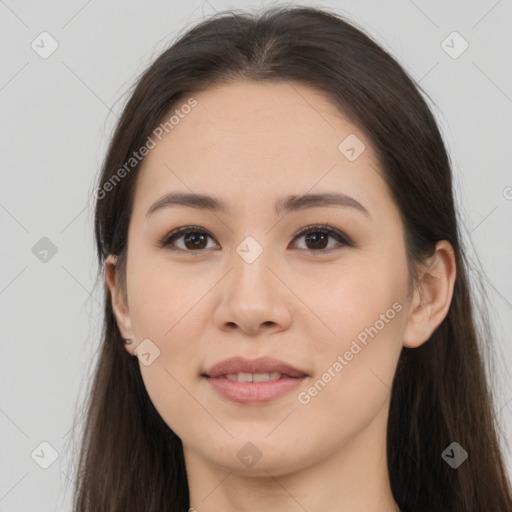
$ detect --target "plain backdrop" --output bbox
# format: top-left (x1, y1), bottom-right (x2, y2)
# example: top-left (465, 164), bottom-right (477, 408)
top-left (1, 0), bottom-right (511, 510)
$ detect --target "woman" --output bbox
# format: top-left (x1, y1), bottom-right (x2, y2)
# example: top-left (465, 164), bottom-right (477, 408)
top-left (72, 5), bottom-right (512, 511)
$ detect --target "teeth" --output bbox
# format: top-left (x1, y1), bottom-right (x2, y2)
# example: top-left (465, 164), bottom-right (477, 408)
top-left (253, 372), bottom-right (270, 382)
top-left (225, 372), bottom-right (282, 382)
top-left (238, 372), bottom-right (253, 383)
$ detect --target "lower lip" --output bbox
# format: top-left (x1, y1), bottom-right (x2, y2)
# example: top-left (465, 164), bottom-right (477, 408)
top-left (204, 375), bottom-right (307, 404)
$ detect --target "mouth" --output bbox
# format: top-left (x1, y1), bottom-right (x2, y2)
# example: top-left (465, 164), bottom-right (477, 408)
top-left (201, 356), bottom-right (309, 404)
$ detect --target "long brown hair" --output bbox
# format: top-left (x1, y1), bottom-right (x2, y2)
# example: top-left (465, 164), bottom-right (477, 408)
top-left (71, 5), bottom-right (512, 511)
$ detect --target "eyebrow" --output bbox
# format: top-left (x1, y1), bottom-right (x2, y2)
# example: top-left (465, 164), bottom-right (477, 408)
top-left (145, 192), bottom-right (370, 218)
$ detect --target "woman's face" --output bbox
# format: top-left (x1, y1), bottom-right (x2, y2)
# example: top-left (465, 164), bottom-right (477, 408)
top-left (108, 80), bottom-right (417, 476)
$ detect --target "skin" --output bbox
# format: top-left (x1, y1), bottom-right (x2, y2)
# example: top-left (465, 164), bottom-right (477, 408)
top-left (105, 80), bottom-right (456, 512)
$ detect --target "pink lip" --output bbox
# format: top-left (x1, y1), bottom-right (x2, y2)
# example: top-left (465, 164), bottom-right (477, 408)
top-left (203, 356), bottom-right (308, 378)
top-left (204, 375), bottom-right (307, 404)
top-left (201, 356), bottom-right (309, 404)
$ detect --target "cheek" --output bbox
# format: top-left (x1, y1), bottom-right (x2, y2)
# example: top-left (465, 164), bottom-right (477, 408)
top-left (128, 261), bottom-right (210, 435)
top-left (126, 257), bottom-right (214, 378)
top-left (297, 250), bottom-right (407, 417)
top-left (300, 252), bottom-right (406, 348)
top-left (296, 299), bottom-right (404, 445)
top-left (127, 257), bottom-right (201, 338)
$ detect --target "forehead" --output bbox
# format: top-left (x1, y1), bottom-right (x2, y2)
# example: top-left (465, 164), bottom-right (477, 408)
top-left (133, 80), bottom-right (390, 218)
top-left (163, 80), bottom-right (367, 158)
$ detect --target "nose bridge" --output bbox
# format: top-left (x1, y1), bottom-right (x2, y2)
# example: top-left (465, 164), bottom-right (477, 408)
top-left (212, 230), bottom-right (293, 334)
top-left (231, 233), bottom-right (274, 293)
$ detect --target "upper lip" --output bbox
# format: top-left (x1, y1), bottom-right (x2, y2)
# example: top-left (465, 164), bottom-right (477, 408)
top-left (203, 356), bottom-right (309, 378)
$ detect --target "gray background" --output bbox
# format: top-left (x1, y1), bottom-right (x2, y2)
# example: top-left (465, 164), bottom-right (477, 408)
top-left (1, 0), bottom-right (511, 510)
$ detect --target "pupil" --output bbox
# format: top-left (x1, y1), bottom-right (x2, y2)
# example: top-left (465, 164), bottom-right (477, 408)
top-left (306, 232), bottom-right (327, 249)
top-left (185, 233), bottom-right (206, 249)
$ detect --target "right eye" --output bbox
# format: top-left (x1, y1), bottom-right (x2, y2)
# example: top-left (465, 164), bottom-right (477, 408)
top-left (158, 226), bottom-right (218, 252)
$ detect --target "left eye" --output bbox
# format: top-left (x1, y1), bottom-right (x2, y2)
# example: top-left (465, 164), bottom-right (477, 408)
top-left (158, 224), bottom-right (352, 253)
top-left (293, 224), bottom-right (352, 252)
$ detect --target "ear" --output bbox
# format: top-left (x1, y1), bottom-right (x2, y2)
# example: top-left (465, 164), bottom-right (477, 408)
top-left (403, 240), bottom-right (456, 348)
top-left (105, 254), bottom-right (136, 354)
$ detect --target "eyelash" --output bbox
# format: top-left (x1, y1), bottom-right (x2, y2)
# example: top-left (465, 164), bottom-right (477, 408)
top-left (157, 223), bottom-right (353, 254)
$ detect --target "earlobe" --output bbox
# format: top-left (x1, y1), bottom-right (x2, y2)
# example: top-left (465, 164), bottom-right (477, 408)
top-left (402, 240), bottom-right (456, 349)
top-left (105, 254), bottom-right (135, 350)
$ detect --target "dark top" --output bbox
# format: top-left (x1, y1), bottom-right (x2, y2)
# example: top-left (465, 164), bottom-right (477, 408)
top-left (405, 508), bottom-right (441, 512)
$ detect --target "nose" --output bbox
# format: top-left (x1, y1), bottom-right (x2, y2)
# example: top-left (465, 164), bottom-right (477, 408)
top-left (213, 246), bottom-right (294, 337)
